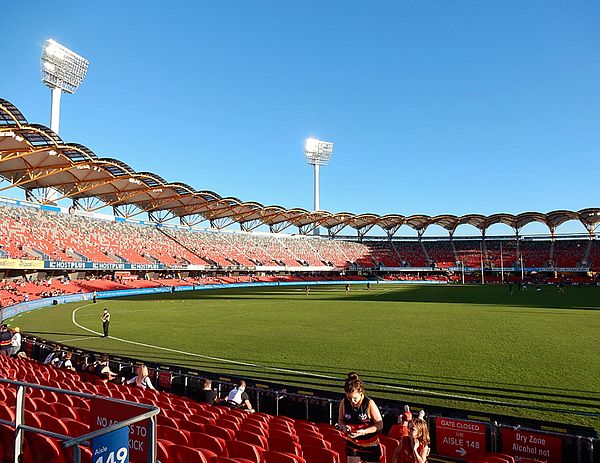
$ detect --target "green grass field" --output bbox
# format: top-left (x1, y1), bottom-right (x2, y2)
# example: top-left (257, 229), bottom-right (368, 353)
top-left (6, 283), bottom-right (600, 430)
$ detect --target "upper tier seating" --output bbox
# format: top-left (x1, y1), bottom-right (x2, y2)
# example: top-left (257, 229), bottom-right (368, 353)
top-left (0, 202), bottom-right (596, 274)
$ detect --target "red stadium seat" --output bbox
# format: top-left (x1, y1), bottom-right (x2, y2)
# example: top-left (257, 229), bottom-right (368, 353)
top-left (236, 429), bottom-right (268, 449)
top-left (22, 433), bottom-right (60, 463)
top-left (209, 458), bottom-right (254, 463)
top-left (50, 401), bottom-right (79, 420)
top-left (298, 434), bottom-right (330, 449)
top-left (0, 403), bottom-right (15, 422)
top-left (301, 444), bottom-right (341, 463)
top-left (177, 419), bottom-right (206, 433)
top-left (158, 439), bottom-right (175, 463)
top-left (225, 440), bottom-right (264, 463)
top-left (189, 414), bottom-right (217, 426)
top-left (204, 423), bottom-right (236, 441)
top-left (170, 444), bottom-right (209, 463)
top-left (158, 415), bottom-right (179, 428)
top-left (217, 418), bottom-right (241, 432)
top-left (0, 423), bottom-right (16, 463)
top-left (188, 432), bottom-right (228, 457)
top-left (267, 437), bottom-right (302, 456)
top-left (378, 435), bottom-right (400, 463)
top-left (263, 451), bottom-right (306, 463)
top-left (61, 418), bottom-right (91, 437)
top-left (37, 412), bottom-right (70, 437)
top-left (159, 425), bottom-right (191, 445)
top-left (386, 424), bottom-right (405, 440)
top-left (268, 429), bottom-right (299, 442)
top-left (240, 422), bottom-right (268, 437)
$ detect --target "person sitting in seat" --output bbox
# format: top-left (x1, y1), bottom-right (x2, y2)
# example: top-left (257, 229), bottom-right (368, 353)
top-left (127, 364), bottom-right (156, 390)
top-left (91, 353), bottom-right (121, 383)
top-left (197, 378), bottom-right (219, 405)
top-left (225, 380), bottom-right (254, 412)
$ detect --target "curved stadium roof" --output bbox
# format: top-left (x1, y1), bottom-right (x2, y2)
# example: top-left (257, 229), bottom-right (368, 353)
top-left (0, 98), bottom-right (599, 237)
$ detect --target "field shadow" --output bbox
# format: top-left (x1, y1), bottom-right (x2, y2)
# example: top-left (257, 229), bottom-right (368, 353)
top-left (96, 346), bottom-right (599, 412)
top-left (102, 284), bottom-right (600, 311)
top-left (27, 330), bottom-right (94, 337)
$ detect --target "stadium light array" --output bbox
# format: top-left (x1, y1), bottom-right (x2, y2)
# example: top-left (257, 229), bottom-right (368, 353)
top-left (304, 138), bottom-right (334, 235)
top-left (41, 39), bottom-right (89, 134)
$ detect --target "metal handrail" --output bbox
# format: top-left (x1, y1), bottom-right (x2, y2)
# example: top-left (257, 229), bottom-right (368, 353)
top-left (0, 377), bottom-right (160, 463)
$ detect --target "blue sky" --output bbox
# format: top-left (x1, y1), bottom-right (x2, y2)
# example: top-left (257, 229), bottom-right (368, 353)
top-left (1, 1), bottom-right (599, 236)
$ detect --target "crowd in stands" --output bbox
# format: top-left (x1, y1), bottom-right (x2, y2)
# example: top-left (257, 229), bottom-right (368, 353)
top-left (0, 347), bottom-right (382, 463)
top-left (1, 203), bottom-right (599, 273)
top-left (0, 335), bottom-right (558, 462)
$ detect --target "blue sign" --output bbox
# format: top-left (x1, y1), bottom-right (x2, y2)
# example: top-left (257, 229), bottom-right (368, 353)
top-left (92, 426), bottom-right (129, 463)
top-left (44, 260), bottom-right (164, 270)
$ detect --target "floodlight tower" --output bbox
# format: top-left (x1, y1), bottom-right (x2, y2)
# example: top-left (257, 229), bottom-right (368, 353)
top-left (304, 137), bottom-right (334, 211)
top-left (41, 39), bottom-right (89, 135)
top-left (304, 138), bottom-right (334, 235)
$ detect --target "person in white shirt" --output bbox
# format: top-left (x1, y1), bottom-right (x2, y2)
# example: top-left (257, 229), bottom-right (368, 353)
top-left (10, 327), bottom-right (21, 356)
top-left (226, 380), bottom-right (254, 412)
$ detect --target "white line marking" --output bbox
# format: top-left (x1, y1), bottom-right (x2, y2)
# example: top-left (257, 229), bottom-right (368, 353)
top-left (70, 304), bottom-right (598, 415)
top-left (58, 336), bottom-right (99, 343)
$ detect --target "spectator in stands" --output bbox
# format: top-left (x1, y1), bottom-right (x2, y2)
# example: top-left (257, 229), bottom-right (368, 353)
top-left (44, 344), bottom-right (61, 364)
top-left (101, 308), bottom-right (110, 337)
top-left (59, 351), bottom-right (75, 371)
top-left (197, 378), bottom-right (218, 405)
top-left (0, 324), bottom-right (12, 356)
top-left (403, 418), bottom-right (430, 463)
top-left (75, 354), bottom-right (88, 372)
top-left (91, 353), bottom-right (121, 383)
top-left (225, 380), bottom-right (254, 412)
top-left (127, 364), bottom-right (155, 390)
top-left (10, 327), bottom-right (21, 356)
top-left (338, 372), bottom-right (383, 463)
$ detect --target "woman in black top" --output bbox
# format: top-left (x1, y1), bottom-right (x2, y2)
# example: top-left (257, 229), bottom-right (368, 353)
top-left (338, 372), bottom-right (383, 463)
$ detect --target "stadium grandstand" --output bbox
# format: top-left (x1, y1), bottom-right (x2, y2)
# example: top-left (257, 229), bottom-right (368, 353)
top-left (1, 96), bottom-right (600, 463)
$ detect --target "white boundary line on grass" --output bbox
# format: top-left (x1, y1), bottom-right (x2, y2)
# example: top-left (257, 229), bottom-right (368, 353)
top-left (70, 304), bottom-right (599, 415)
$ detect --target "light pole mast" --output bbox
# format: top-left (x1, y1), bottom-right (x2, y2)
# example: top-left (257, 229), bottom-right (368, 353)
top-left (39, 39), bottom-right (89, 204)
top-left (41, 39), bottom-right (89, 135)
top-left (304, 138), bottom-right (334, 235)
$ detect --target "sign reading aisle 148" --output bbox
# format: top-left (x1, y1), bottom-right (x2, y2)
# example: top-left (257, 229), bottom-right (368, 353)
top-left (435, 417), bottom-right (487, 460)
top-left (501, 428), bottom-right (562, 463)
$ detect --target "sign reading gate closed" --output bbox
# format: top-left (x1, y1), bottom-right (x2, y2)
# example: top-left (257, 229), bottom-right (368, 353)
top-left (435, 417), bottom-right (487, 460)
top-left (501, 428), bottom-right (562, 463)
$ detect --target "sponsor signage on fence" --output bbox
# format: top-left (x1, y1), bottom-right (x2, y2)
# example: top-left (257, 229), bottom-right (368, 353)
top-left (91, 396), bottom-right (149, 463)
top-left (501, 428), bottom-right (562, 463)
top-left (435, 417), bottom-right (487, 460)
top-left (0, 258), bottom-right (45, 269)
top-left (44, 260), bottom-right (164, 270)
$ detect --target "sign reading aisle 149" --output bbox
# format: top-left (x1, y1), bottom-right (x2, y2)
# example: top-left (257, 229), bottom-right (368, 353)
top-left (92, 426), bottom-right (129, 463)
top-left (435, 417), bottom-right (487, 460)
